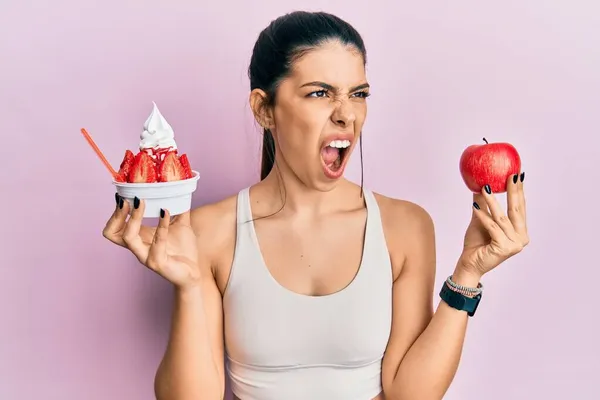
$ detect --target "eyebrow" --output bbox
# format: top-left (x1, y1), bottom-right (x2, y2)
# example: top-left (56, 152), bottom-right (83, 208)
top-left (300, 81), bottom-right (370, 92)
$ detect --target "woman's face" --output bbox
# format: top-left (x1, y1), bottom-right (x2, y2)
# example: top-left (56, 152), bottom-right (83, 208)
top-left (263, 41), bottom-right (369, 191)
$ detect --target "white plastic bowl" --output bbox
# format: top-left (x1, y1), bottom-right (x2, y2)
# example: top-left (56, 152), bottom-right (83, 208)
top-left (113, 171), bottom-right (200, 218)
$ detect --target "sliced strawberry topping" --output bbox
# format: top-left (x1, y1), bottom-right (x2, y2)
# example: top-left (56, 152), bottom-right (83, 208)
top-left (158, 152), bottom-right (185, 182)
top-left (113, 148), bottom-right (190, 183)
top-left (128, 151), bottom-right (158, 183)
top-left (117, 150), bottom-right (135, 182)
top-left (114, 173), bottom-right (127, 183)
top-left (178, 153), bottom-right (193, 179)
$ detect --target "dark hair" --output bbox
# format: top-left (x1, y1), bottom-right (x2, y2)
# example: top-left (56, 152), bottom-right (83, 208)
top-left (248, 11), bottom-right (367, 180)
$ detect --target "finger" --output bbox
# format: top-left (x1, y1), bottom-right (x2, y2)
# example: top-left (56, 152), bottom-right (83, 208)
top-left (470, 192), bottom-right (490, 226)
top-left (472, 201), bottom-right (508, 244)
top-left (507, 174), bottom-right (526, 235)
top-left (472, 193), bottom-right (488, 214)
top-left (122, 196), bottom-right (149, 263)
top-left (139, 224), bottom-right (157, 246)
top-left (102, 193), bottom-right (130, 247)
top-left (518, 172), bottom-right (529, 245)
top-left (146, 208), bottom-right (170, 273)
top-left (518, 171), bottom-right (527, 222)
top-left (479, 184), bottom-right (519, 240)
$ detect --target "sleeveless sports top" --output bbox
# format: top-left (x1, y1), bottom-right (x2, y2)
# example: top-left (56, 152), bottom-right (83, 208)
top-left (222, 187), bottom-right (393, 400)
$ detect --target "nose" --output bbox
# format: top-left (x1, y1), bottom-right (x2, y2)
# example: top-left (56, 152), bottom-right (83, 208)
top-left (331, 99), bottom-right (355, 127)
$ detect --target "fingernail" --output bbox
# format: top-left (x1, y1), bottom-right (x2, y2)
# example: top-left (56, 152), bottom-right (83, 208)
top-left (513, 174), bottom-right (518, 184)
top-left (160, 208), bottom-right (165, 218)
top-left (119, 197), bottom-right (124, 209)
top-left (134, 196), bottom-right (140, 209)
top-left (520, 172), bottom-right (525, 182)
top-left (484, 184), bottom-right (492, 195)
top-left (473, 202), bottom-right (480, 210)
top-left (115, 192), bottom-right (120, 205)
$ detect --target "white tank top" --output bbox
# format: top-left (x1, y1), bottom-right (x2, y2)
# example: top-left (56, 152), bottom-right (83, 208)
top-left (223, 187), bottom-right (393, 400)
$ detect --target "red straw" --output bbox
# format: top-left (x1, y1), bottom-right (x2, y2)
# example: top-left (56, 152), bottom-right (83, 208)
top-left (80, 128), bottom-right (119, 180)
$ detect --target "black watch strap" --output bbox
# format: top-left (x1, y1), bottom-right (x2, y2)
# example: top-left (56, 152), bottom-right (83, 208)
top-left (439, 283), bottom-right (482, 317)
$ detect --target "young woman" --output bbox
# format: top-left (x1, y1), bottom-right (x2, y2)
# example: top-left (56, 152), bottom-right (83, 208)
top-left (103, 11), bottom-right (529, 400)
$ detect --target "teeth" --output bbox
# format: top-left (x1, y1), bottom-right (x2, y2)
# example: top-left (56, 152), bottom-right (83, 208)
top-left (328, 140), bottom-right (351, 149)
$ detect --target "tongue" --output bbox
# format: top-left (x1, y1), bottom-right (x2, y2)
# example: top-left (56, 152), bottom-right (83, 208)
top-left (321, 146), bottom-right (340, 164)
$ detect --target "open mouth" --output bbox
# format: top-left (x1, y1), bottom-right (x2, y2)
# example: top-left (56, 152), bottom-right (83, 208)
top-left (321, 139), bottom-right (351, 178)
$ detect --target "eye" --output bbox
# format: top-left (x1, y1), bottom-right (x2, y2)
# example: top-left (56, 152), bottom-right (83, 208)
top-left (352, 91), bottom-right (370, 99)
top-left (307, 90), bottom-right (329, 98)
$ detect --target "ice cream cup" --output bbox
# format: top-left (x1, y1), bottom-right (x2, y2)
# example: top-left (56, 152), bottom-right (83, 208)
top-left (113, 171), bottom-right (200, 218)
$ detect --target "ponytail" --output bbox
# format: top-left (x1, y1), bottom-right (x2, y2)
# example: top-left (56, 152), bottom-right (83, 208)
top-left (260, 128), bottom-right (276, 180)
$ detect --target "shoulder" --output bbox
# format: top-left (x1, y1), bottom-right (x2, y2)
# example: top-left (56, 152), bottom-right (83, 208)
top-left (190, 193), bottom-right (238, 235)
top-left (373, 191), bottom-right (435, 239)
top-left (371, 191), bottom-right (436, 277)
top-left (188, 192), bottom-right (239, 270)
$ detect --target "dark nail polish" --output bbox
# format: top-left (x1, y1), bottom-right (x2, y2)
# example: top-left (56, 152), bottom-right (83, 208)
top-left (513, 174), bottom-right (518, 184)
top-left (134, 196), bottom-right (140, 209)
top-left (473, 202), bottom-right (480, 210)
top-left (520, 172), bottom-right (525, 182)
top-left (160, 208), bottom-right (165, 218)
top-left (484, 184), bottom-right (492, 195)
top-left (119, 197), bottom-right (124, 209)
top-left (115, 192), bottom-right (120, 205)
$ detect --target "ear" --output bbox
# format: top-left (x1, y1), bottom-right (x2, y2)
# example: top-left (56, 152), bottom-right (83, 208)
top-left (249, 89), bottom-right (274, 129)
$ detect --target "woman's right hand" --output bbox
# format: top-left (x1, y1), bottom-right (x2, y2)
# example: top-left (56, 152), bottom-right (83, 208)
top-left (102, 194), bottom-right (202, 290)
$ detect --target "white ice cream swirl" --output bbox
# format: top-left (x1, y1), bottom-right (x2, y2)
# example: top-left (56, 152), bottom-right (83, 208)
top-left (139, 102), bottom-right (178, 151)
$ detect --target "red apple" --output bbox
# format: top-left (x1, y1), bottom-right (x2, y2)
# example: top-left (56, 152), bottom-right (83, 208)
top-left (459, 138), bottom-right (521, 193)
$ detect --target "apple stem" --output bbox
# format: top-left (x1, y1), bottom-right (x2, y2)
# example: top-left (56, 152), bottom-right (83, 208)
top-left (482, 137), bottom-right (488, 144)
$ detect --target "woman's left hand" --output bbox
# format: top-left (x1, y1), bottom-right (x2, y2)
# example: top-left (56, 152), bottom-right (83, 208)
top-left (457, 172), bottom-right (530, 278)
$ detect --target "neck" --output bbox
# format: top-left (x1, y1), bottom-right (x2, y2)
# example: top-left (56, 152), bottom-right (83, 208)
top-left (258, 161), bottom-right (359, 217)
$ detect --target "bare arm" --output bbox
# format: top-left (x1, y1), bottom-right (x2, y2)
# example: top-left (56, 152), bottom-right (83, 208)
top-left (154, 208), bottom-right (226, 400)
top-left (154, 275), bottom-right (225, 400)
top-left (381, 202), bottom-right (479, 400)
top-left (381, 176), bottom-right (529, 400)
top-left (103, 195), bottom-right (228, 399)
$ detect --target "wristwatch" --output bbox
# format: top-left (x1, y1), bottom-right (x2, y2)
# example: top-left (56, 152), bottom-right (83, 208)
top-left (439, 283), bottom-right (482, 317)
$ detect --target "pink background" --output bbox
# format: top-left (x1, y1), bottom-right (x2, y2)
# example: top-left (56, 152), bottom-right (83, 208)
top-left (1, 1), bottom-right (598, 399)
